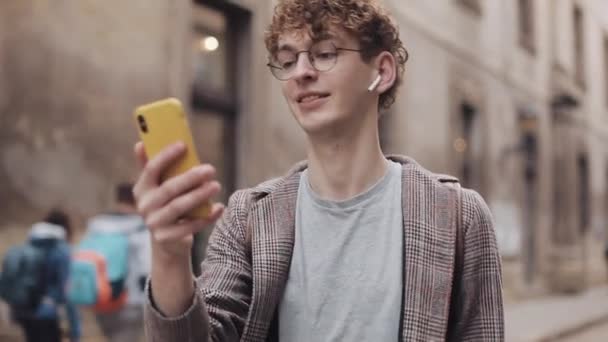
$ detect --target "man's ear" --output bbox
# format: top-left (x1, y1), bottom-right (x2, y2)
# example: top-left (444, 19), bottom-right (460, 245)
top-left (372, 51), bottom-right (397, 94)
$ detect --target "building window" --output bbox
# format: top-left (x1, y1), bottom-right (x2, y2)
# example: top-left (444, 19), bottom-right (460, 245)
top-left (518, 0), bottom-right (535, 53)
top-left (457, 0), bottom-right (482, 15)
top-left (191, 2), bottom-right (239, 199)
top-left (519, 112), bottom-right (538, 284)
top-left (605, 167), bottom-right (608, 237)
top-left (573, 6), bottom-right (585, 88)
top-left (578, 155), bottom-right (590, 234)
top-left (453, 102), bottom-right (484, 193)
top-left (190, 1), bottom-right (248, 269)
top-left (552, 157), bottom-right (565, 243)
top-left (604, 36), bottom-right (608, 107)
top-left (193, 24), bottom-right (227, 96)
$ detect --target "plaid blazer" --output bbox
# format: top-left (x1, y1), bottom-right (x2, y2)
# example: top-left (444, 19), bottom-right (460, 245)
top-left (144, 156), bottom-right (504, 341)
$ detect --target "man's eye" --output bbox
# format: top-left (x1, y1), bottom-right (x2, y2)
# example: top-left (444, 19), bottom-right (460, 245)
top-left (281, 61), bottom-right (296, 69)
top-left (315, 52), bottom-right (336, 60)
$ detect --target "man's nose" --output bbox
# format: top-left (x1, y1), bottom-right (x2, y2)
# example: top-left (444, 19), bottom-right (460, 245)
top-left (291, 53), bottom-right (318, 81)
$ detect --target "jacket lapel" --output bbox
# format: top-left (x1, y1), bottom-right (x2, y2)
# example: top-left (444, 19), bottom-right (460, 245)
top-left (395, 157), bottom-right (457, 341)
top-left (242, 171), bottom-right (301, 340)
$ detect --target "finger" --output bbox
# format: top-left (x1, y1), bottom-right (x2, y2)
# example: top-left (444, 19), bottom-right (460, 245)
top-left (134, 142), bottom-right (148, 170)
top-left (152, 203), bottom-right (224, 243)
top-left (146, 181), bottom-right (222, 228)
top-left (133, 142), bottom-right (185, 202)
top-left (137, 164), bottom-right (217, 215)
top-left (153, 219), bottom-right (208, 243)
top-left (138, 142), bottom-right (186, 190)
top-left (152, 204), bottom-right (224, 243)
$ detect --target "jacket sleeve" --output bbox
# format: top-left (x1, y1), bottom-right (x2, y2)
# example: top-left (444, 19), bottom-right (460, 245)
top-left (144, 190), bottom-right (253, 342)
top-left (448, 189), bottom-right (504, 341)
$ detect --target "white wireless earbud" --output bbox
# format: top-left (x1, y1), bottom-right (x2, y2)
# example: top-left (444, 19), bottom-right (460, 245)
top-left (367, 75), bottom-right (382, 92)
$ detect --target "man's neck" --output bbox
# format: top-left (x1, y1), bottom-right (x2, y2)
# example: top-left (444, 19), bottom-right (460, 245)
top-left (305, 114), bottom-right (388, 201)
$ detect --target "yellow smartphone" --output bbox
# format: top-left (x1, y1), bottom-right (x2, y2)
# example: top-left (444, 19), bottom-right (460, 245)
top-left (134, 97), bottom-right (211, 218)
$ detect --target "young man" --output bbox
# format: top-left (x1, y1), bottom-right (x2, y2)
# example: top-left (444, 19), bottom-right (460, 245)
top-left (85, 183), bottom-right (150, 342)
top-left (135, 0), bottom-right (504, 340)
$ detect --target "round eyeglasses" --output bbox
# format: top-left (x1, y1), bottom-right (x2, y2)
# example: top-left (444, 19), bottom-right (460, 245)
top-left (267, 41), bottom-right (362, 81)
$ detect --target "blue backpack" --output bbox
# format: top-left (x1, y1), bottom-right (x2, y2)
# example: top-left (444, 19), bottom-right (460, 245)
top-left (67, 231), bottom-right (129, 311)
top-left (0, 242), bottom-right (50, 311)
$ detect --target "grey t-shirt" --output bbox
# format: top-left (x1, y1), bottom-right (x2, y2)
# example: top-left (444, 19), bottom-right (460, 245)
top-left (278, 160), bottom-right (403, 341)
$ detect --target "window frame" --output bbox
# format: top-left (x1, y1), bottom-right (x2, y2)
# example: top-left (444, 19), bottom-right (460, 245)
top-left (518, 0), bottom-right (536, 54)
top-left (573, 5), bottom-right (586, 89)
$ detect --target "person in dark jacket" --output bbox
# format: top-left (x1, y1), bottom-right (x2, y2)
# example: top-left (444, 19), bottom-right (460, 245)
top-left (13, 210), bottom-right (81, 342)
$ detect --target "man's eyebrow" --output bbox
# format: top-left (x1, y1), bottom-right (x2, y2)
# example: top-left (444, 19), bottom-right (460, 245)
top-left (277, 43), bottom-right (297, 52)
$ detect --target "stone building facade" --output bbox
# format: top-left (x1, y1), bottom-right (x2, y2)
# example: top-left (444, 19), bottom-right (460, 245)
top-left (1, 0), bottom-right (607, 296)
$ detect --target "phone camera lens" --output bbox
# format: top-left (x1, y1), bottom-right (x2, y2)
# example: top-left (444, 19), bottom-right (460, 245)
top-left (137, 115), bottom-right (149, 133)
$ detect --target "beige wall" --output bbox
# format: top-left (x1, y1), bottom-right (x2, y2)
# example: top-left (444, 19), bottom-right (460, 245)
top-left (0, 0), bottom-right (181, 222)
top-left (0, 0), bottom-right (303, 222)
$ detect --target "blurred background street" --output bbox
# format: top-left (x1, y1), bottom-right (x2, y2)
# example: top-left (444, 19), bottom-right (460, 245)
top-left (1, 0), bottom-right (608, 340)
top-left (557, 320), bottom-right (608, 342)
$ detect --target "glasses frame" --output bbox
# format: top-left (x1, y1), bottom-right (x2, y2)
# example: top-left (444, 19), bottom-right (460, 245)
top-left (267, 41), bottom-right (363, 81)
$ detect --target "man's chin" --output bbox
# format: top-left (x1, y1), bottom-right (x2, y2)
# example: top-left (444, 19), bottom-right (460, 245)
top-left (298, 117), bottom-right (342, 138)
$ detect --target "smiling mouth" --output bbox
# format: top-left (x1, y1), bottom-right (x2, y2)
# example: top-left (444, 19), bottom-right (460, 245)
top-left (298, 94), bottom-right (330, 103)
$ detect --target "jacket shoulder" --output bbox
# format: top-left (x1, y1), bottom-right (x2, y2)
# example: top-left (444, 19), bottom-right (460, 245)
top-left (399, 157), bottom-right (460, 187)
top-left (231, 160), bottom-right (306, 206)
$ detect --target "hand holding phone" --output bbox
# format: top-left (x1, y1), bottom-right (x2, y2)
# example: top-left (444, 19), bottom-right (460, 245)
top-left (134, 97), bottom-right (212, 218)
top-left (131, 98), bottom-right (225, 317)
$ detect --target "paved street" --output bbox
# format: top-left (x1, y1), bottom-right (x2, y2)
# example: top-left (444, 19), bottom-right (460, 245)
top-left (506, 285), bottom-right (608, 341)
top-left (556, 320), bottom-right (608, 341)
